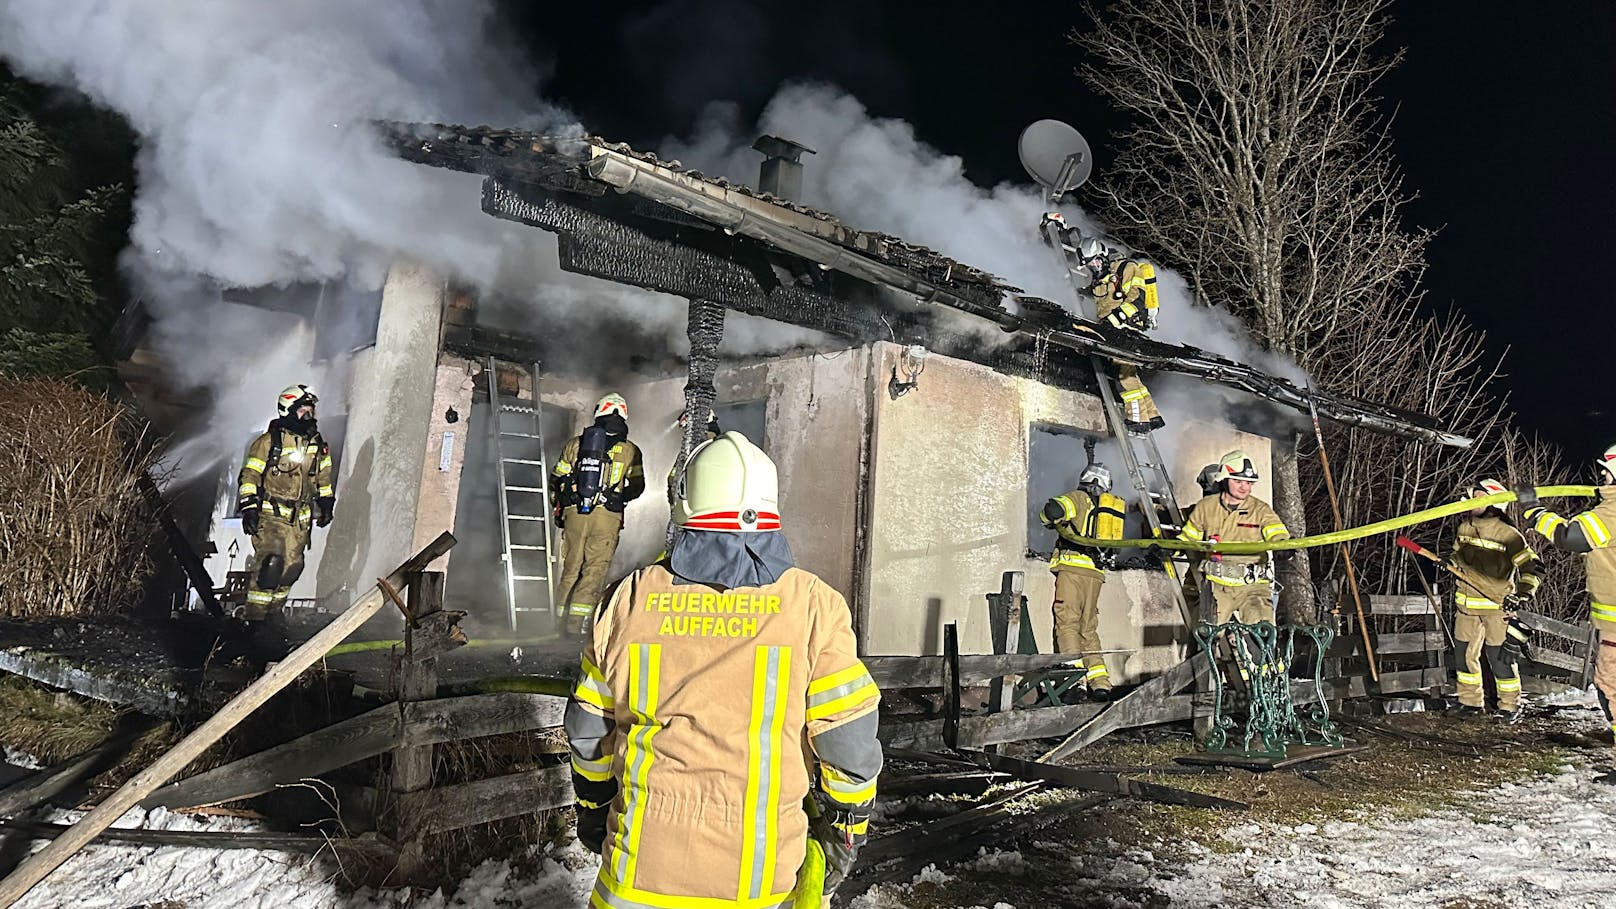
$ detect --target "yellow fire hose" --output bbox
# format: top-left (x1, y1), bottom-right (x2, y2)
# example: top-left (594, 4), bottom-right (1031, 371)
top-left (1056, 485), bottom-right (1597, 554)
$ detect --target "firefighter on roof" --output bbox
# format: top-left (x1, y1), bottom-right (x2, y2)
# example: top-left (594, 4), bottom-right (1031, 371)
top-left (1525, 445), bottom-right (1616, 747)
top-left (1446, 478), bottom-right (1541, 723)
top-left (1178, 450), bottom-right (1291, 624)
top-left (236, 384), bottom-right (335, 641)
top-left (565, 431), bottom-right (882, 908)
top-left (551, 393), bottom-right (645, 636)
top-left (1081, 237), bottom-right (1165, 434)
top-left (1040, 463), bottom-right (1128, 699)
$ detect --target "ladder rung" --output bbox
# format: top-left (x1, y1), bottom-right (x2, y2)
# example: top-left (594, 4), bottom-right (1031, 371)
top-left (512, 606), bottom-right (552, 612)
top-left (503, 458), bottom-right (546, 466)
top-left (511, 575), bottom-right (550, 582)
top-left (504, 486), bottom-right (545, 493)
top-left (509, 544), bottom-right (548, 550)
top-left (500, 431), bottom-right (544, 440)
top-left (508, 515), bottom-right (548, 522)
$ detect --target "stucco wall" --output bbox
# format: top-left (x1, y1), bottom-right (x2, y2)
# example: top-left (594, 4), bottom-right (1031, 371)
top-left (410, 356), bottom-right (479, 573)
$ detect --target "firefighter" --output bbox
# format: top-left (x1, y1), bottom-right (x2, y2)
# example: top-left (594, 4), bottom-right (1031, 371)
top-left (1525, 445), bottom-right (1616, 745)
top-left (1446, 478), bottom-right (1541, 722)
top-left (1082, 238), bottom-right (1165, 434)
top-left (1040, 463), bottom-right (1128, 699)
top-left (1178, 451), bottom-right (1291, 624)
top-left (551, 393), bottom-right (646, 636)
top-left (236, 384), bottom-right (335, 643)
top-left (565, 431), bottom-right (882, 908)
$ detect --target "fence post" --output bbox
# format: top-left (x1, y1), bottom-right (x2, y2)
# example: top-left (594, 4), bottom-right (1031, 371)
top-left (389, 570), bottom-right (443, 881)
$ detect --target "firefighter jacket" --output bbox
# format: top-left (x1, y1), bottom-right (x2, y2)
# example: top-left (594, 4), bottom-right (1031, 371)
top-left (1528, 486), bottom-right (1616, 631)
top-left (237, 420), bottom-right (334, 528)
top-left (1179, 494), bottom-right (1289, 585)
top-left (565, 563), bottom-right (882, 909)
top-left (1041, 488), bottom-right (1126, 577)
top-left (1448, 512), bottom-right (1541, 613)
top-left (553, 433), bottom-right (645, 514)
top-left (1093, 256), bottom-right (1159, 331)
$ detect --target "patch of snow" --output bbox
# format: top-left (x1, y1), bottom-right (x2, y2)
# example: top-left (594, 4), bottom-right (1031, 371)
top-left (4, 746), bottom-right (44, 770)
top-left (1540, 685), bottom-right (1600, 708)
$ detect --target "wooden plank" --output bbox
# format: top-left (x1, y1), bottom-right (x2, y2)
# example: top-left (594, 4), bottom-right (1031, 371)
top-left (1515, 610), bottom-right (1587, 643)
top-left (1174, 744), bottom-right (1370, 771)
top-left (965, 752), bottom-right (1246, 810)
top-left (877, 772), bottom-right (1003, 797)
top-left (0, 728), bottom-right (148, 818)
top-left (400, 693), bottom-right (567, 745)
top-left (0, 531), bottom-right (457, 909)
top-left (0, 819), bottom-right (350, 853)
top-left (394, 765), bottom-right (573, 837)
top-left (864, 652), bottom-right (1121, 689)
top-left (137, 473), bottom-right (222, 617)
top-left (1296, 668), bottom-right (1443, 702)
top-left (1526, 647), bottom-right (1585, 674)
top-left (1328, 632), bottom-right (1445, 658)
top-left (1041, 657), bottom-right (1204, 762)
top-left (1367, 594), bottom-right (1434, 616)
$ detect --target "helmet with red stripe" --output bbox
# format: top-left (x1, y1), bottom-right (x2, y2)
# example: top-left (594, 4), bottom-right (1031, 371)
top-left (673, 431), bottom-right (780, 533)
top-left (594, 393), bottom-right (628, 420)
top-left (1597, 443), bottom-right (1616, 484)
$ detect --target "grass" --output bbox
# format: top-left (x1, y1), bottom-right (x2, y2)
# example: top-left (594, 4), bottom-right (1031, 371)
top-left (0, 673), bottom-right (124, 764)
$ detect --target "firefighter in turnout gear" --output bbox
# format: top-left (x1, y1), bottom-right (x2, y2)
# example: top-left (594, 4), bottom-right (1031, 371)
top-left (565, 431), bottom-right (882, 909)
top-left (1448, 478), bottom-right (1541, 722)
top-left (1040, 463), bottom-right (1128, 699)
top-left (1086, 241), bottom-right (1164, 434)
top-left (1525, 445), bottom-right (1616, 746)
top-left (236, 384), bottom-right (335, 628)
top-left (1178, 451), bottom-right (1291, 624)
top-left (551, 394), bottom-right (646, 636)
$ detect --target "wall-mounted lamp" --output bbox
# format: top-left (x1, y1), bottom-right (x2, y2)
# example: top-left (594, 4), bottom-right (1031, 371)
top-left (888, 344), bottom-right (929, 399)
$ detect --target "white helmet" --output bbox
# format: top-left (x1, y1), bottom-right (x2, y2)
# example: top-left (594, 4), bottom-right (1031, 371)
top-left (674, 431), bottom-right (780, 532)
top-left (1597, 443), bottom-right (1616, 483)
top-left (1078, 237), bottom-right (1109, 260)
top-left (276, 384), bottom-right (317, 418)
top-left (1079, 463), bottom-right (1112, 494)
top-left (1467, 477), bottom-right (1508, 498)
top-left (594, 393), bottom-right (628, 420)
top-left (1218, 450), bottom-right (1259, 482)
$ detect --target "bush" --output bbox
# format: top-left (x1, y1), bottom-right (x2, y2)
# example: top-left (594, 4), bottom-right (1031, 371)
top-left (0, 376), bottom-right (157, 617)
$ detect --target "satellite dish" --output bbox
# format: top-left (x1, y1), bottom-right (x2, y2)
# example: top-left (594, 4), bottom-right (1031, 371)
top-left (1018, 119), bottom-right (1094, 200)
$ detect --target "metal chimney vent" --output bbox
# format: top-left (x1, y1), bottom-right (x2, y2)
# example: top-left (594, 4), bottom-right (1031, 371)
top-left (751, 135), bottom-right (816, 201)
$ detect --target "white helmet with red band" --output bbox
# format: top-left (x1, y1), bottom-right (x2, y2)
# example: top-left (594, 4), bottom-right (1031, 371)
top-left (595, 393), bottom-right (628, 420)
top-left (277, 384), bottom-right (317, 418)
top-left (674, 431), bottom-right (780, 533)
top-left (1596, 444), bottom-right (1616, 483)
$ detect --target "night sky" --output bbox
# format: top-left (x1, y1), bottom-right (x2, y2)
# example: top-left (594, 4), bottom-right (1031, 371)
top-left (503, 0), bottom-right (1615, 462)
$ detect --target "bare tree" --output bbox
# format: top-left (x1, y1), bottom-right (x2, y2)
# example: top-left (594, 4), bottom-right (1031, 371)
top-left (1073, 0), bottom-right (1530, 616)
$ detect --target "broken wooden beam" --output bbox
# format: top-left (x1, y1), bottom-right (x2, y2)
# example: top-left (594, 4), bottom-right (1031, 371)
top-left (961, 752), bottom-right (1247, 810)
top-left (0, 818), bottom-right (354, 853)
top-left (863, 652), bottom-right (1127, 689)
top-left (1041, 656), bottom-right (1205, 762)
top-left (0, 725), bottom-right (152, 819)
top-left (394, 765), bottom-right (574, 838)
top-left (0, 532), bottom-right (457, 909)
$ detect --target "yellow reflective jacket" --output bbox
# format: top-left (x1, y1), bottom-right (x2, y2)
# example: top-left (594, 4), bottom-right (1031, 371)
top-left (1449, 513), bottom-right (1540, 612)
top-left (566, 564), bottom-right (882, 909)
top-left (236, 423), bottom-right (334, 528)
top-left (1041, 488), bottom-right (1126, 576)
top-left (1093, 257), bottom-right (1159, 330)
top-left (1179, 494), bottom-right (1289, 578)
top-left (1529, 487), bottom-right (1616, 630)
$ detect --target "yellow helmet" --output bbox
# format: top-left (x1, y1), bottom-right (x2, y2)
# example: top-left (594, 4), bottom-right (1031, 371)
top-left (594, 393), bottom-right (628, 420)
top-left (674, 431), bottom-right (780, 532)
top-left (1596, 443), bottom-right (1616, 483)
top-left (1218, 450), bottom-right (1259, 482)
top-left (276, 384), bottom-right (317, 418)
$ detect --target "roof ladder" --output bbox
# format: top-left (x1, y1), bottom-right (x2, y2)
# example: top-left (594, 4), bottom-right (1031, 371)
top-left (486, 357), bottom-right (558, 631)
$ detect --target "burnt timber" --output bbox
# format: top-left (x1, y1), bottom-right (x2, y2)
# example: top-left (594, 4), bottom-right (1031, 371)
top-left (378, 121), bottom-right (1470, 447)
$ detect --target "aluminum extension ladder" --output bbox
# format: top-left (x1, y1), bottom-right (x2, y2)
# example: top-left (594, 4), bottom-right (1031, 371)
top-left (1040, 220), bottom-right (1198, 629)
top-left (485, 357), bottom-right (558, 630)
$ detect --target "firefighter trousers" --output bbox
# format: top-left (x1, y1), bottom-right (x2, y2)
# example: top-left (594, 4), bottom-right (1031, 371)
top-left (557, 505), bottom-right (623, 633)
top-left (1117, 364), bottom-right (1160, 424)
top-left (1453, 610), bottom-right (1519, 711)
top-left (1207, 580), bottom-right (1274, 625)
top-left (245, 517), bottom-right (310, 621)
top-left (1052, 568), bottom-right (1111, 690)
top-left (1594, 631), bottom-right (1616, 738)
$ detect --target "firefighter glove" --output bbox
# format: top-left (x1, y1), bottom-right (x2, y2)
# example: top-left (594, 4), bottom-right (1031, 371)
top-left (241, 507), bottom-right (261, 536)
top-left (1502, 614), bottom-right (1534, 663)
top-left (1272, 548), bottom-right (1296, 563)
top-left (1523, 505), bottom-right (1547, 525)
top-left (316, 497), bottom-right (335, 528)
top-left (1515, 486), bottom-right (1539, 507)
top-left (811, 805), bottom-right (868, 893)
top-left (1503, 593), bottom-right (1531, 611)
top-left (576, 803), bottom-right (608, 855)
top-left (1145, 309), bottom-right (1159, 331)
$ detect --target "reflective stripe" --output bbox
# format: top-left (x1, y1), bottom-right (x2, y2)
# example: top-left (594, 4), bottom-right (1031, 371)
top-left (610, 644), bottom-right (661, 887)
top-left (807, 664), bottom-right (877, 723)
top-left (1496, 677), bottom-right (1522, 692)
top-left (577, 795), bottom-right (609, 810)
top-left (570, 602), bottom-right (596, 617)
top-left (1053, 495), bottom-right (1077, 522)
top-left (1513, 547), bottom-right (1538, 566)
top-left (572, 752), bottom-right (614, 782)
top-left (243, 457), bottom-right (266, 473)
top-left (239, 482), bottom-right (259, 495)
top-left (1532, 511), bottom-right (1567, 538)
top-left (1261, 522), bottom-right (1288, 541)
top-left (1119, 386), bottom-right (1150, 402)
top-left (820, 763), bottom-right (877, 805)
top-left (832, 818), bottom-right (870, 837)
top-left (1085, 665), bottom-right (1109, 681)
top-left (574, 658), bottom-right (616, 711)
top-left (1207, 574), bottom-right (1251, 588)
top-left (1180, 522), bottom-right (1203, 542)
top-left (1456, 671), bottom-right (1483, 686)
top-left (319, 457), bottom-right (333, 470)
top-left (246, 590), bottom-right (274, 605)
top-left (1050, 550), bottom-right (1098, 572)
top-left (1591, 601), bottom-right (1616, 624)
top-left (317, 485), bottom-right (334, 498)
top-left (1455, 593), bottom-right (1501, 610)
top-left (1519, 573), bottom-right (1542, 592)
top-left (739, 646), bottom-right (789, 901)
top-left (1458, 535), bottom-right (1507, 552)
top-left (1575, 512), bottom-right (1612, 547)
